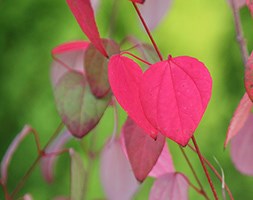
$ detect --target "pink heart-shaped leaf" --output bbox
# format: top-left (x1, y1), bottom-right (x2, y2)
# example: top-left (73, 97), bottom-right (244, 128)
top-left (149, 172), bottom-right (189, 200)
top-left (122, 117), bottom-right (165, 182)
top-left (140, 56), bottom-right (212, 146)
top-left (224, 92), bottom-right (253, 147)
top-left (139, 0), bottom-right (172, 30)
top-left (84, 39), bottom-right (120, 98)
top-left (100, 138), bottom-right (139, 200)
top-left (245, 51), bottom-right (253, 101)
top-left (66, 0), bottom-right (107, 57)
top-left (108, 55), bottom-right (158, 138)
top-left (231, 113), bottom-right (253, 175)
top-left (51, 41), bottom-right (89, 87)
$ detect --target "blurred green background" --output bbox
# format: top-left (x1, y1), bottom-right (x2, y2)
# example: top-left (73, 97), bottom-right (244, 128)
top-left (0, 0), bottom-right (253, 199)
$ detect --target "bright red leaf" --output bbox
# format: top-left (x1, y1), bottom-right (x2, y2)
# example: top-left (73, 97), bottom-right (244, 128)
top-left (149, 172), bottom-right (189, 200)
top-left (122, 117), bottom-right (165, 182)
top-left (224, 93), bottom-right (253, 147)
top-left (108, 55), bottom-right (158, 138)
top-left (84, 39), bottom-right (120, 98)
top-left (231, 113), bottom-right (253, 176)
top-left (66, 0), bottom-right (108, 57)
top-left (139, 0), bottom-right (172, 30)
top-left (139, 56), bottom-right (212, 146)
top-left (246, 0), bottom-right (253, 16)
top-left (51, 41), bottom-right (89, 86)
top-left (245, 51), bottom-right (253, 101)
top-left (100, 138), bottom-right (139, 200)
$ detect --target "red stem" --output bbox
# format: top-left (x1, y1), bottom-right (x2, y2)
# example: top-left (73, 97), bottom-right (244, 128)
top-left (192, 136), bottom-right (219, 200)
top-left (0, 181), bottom-right (11, 200)
top-left (181, 174), bottom-right (208, 198)
top-left (10, 122), bottom-right (64, 199)
top-left (179, 147), bottom-right (209, 200)
top-left (132, 2), bottom-right (163, 61)
top-left (188, 144), bottom-right (234, 200)
top-left (121, 51), bottom-right (151, 65)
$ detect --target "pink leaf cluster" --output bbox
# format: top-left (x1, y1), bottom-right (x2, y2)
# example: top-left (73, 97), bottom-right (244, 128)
top-left (109, 55), bottom-right (212, 146)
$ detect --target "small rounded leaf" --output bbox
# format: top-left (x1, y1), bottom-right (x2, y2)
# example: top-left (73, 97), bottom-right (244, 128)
top-left (55, 71), bottom-right (111, 138)
top-left (84, 39), bottom-right (120, 98)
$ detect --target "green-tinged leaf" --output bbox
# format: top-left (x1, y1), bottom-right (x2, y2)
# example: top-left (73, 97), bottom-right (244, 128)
top-left (69, 149), bottom-right (86, 200)
top-left (84, 39), bottom-right (120, 98)
top-left (55, 71), bottom-right (111, 138)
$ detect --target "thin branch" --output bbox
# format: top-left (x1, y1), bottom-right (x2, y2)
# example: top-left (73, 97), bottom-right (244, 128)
top-left (132, 2), bottom-right (163, 61)
top-left (121, 51), bottom-right (151, 65)
top-left (230, 0), bottom-right (249, 65)
top-left (179, 146), bottom-right (209, 200)
top-left (188, 144), bottom-right (234, 200)
top-left (10, 122), bottom-right (65, 198)
top-left (192, 136), bottom-right (219, 200)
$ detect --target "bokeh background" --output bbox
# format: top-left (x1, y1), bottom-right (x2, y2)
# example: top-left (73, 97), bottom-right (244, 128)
top-left (0, 0), bottom-right (253, 199)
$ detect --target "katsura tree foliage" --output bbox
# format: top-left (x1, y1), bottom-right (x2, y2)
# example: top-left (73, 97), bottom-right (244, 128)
top-left (0, 0), bottom-right (253, 199)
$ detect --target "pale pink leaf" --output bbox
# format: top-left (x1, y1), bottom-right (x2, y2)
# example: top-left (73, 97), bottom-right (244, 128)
top-left (140, 56), bottom-right (212, 146)
top-left (91, 0), bottom-right (100, 12)
top-left (100, 138), bottom-right (139, 200)
top-left (66, 0), bottom-right (107, 57)
top-left (231, 113), bottom-right (253, 175)
top-left (245, 51), bottom-right (253, 100)
top-left (149, 172), bottom-right (189, 200)
top-left (149, 141), bottom-right (175, 178)
top-left (1, 125), bottom-right (33, 184)
top-left (224, 92), bottom-right (253, 147)
top-left (246, 0), bottom-right (253, 16)
top-left (41, 130), bottom-right (72, 183)
top-left (122, 117), bottom-right (165, 182)
top-left (108, 55), bottom-right (158, 138)
top-left (51, 41), bottom-right (89, 87)
top-left (139, 0), bottom-right (172, 30)
top-left (69, 149), bottom-right (86, 200)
